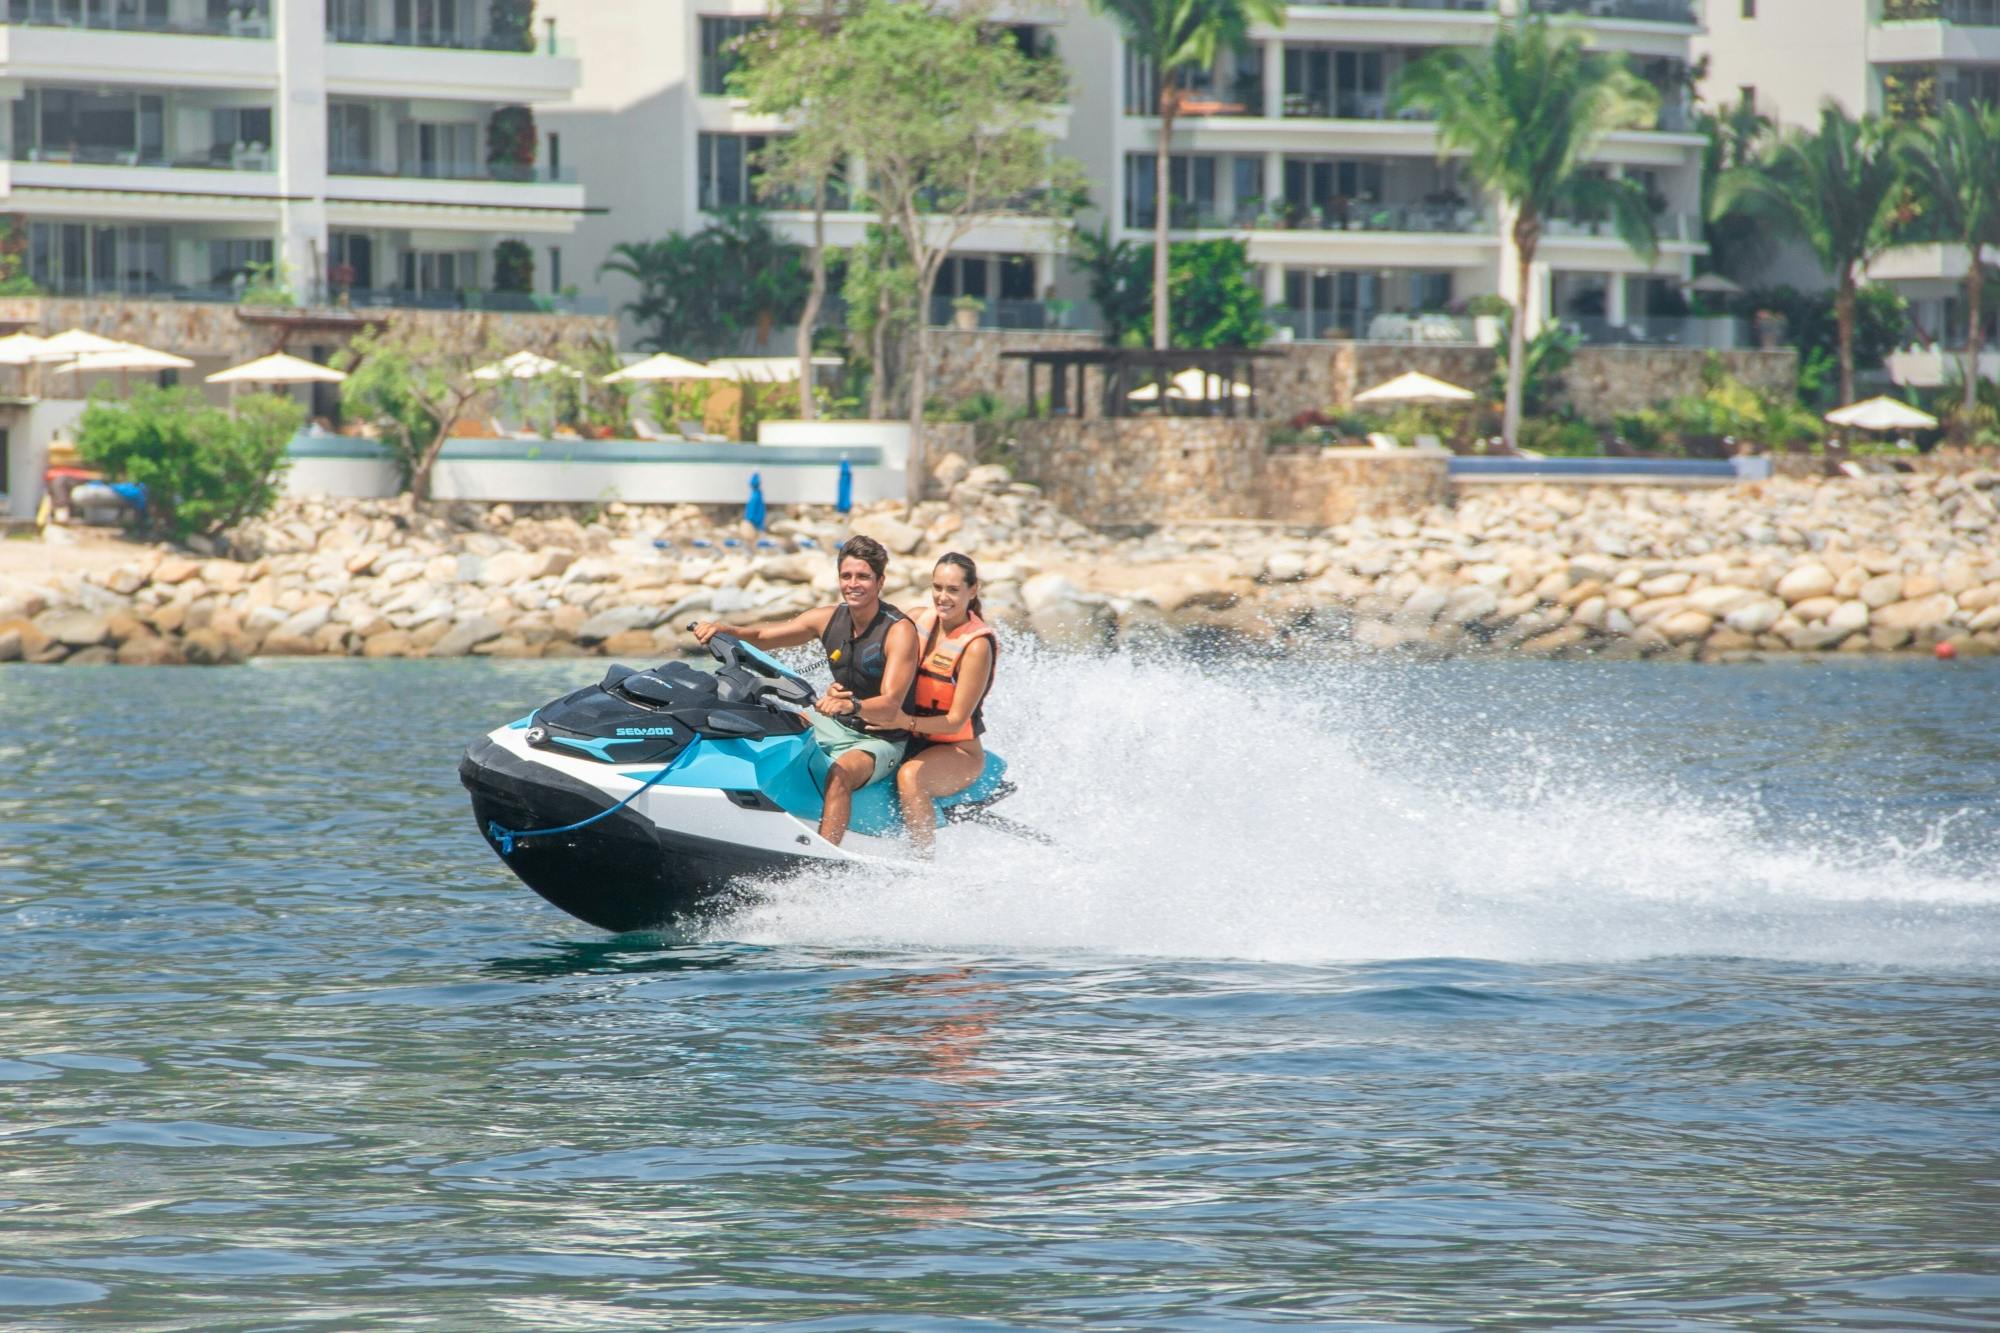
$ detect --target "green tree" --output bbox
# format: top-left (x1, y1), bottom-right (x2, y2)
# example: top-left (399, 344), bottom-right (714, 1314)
top-left (1695, 91), bottom-right (1775, 279)
top-left (335, 324), bottom-right (513, 500)
top-left (704, 207), bottom-right (810, 350)
top-left (1088, 0), bottom-right (1283, 351)
top-left (842, 224), bottom-right (918, 420)
top-left (1161, 239), bottom-right (1269, 347)
top-left (1490, 316), bottom-right (1581, 418)
top-left (823, 0), bottom-right (1083, 499)
top-left (1897, 101), bottom-right (2000, 433)
top-left (1396, 15), bottom-right (1658, 449)
top-left (730, 0), bottom-right (852, 419)
top-left (1717, 103), bottom-right (1909, 408)
top-left (1069, 221), bottom-right (1151, 346)
top-left (1745, 284), bottom-right (1909, 407)
top-left (75, 386), bottom-right (300, 540)
top-left (602, 235), bottom-right (729, 354)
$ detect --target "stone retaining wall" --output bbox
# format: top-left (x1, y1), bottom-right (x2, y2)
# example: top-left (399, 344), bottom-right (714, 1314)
top-left (1010, 420), bottom-right (1447, 527)
top-left (0, 297), bottom-right (617, 364)
top-left (1260, 448), bottom-right (1450, 525)
top-left (925, 329), bottom-right (1798, 422)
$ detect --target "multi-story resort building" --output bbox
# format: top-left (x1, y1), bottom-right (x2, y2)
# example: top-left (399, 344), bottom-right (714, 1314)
top-left (0, 0), bottom-right (589, 311)
top-left (1698, 0), bottom-right (2000, 387)
top-left (551, 0), bottom-right (1710, 350)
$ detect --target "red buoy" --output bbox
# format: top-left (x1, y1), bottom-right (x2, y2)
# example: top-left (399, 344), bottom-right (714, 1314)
top-left (1935, 640), bottom-right (1958, 660)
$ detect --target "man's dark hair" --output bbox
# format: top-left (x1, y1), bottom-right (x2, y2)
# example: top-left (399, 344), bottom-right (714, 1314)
top-left (837, 534), bottom-right (889, 580)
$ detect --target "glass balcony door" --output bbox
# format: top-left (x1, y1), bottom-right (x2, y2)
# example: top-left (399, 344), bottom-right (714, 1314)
top-left (14, 88), bottom-right (165, 165)
top-left (393, 0), bottom-right (467, 48)
top-left (29, 221), bottom-right (171, 295)
top-left (397, 121), bottom-right (478, 180)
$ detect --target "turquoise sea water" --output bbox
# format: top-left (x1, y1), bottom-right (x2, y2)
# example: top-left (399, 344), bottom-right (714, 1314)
top-left (2, 654), bottom-right (1997, 1331)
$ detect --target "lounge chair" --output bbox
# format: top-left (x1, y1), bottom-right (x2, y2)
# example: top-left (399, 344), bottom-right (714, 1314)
top-left (631, 417), bottom-right (682, 443)
top-left (678, 419), bottom-right (730, 444)
top-left (1367, 432), bottom-right (1402, 452)
top-left (1413, 434), bottom-right (1451, 455)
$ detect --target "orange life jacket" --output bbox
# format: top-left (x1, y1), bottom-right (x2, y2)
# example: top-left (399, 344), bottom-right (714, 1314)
top-left (911, 610), bottom-right (996, 744)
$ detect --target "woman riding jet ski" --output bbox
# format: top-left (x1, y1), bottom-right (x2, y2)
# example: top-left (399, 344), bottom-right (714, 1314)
top-left (460, 540), bottom-right (1025, 932)
top-left (458, 628), bottom-right (1021, 932)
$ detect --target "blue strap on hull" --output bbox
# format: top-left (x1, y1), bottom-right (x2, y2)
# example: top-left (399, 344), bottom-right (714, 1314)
top-left (488, 763), bottom-right (677, 857)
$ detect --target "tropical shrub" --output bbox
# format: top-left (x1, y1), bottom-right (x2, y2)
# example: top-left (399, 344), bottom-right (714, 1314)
top-left (493, 240), bottom-right (534, 294)
top-left (486, 105), bottom-right (537, 180)
top-left (75, 386), bottom-right (300, 539)
top-left (489, 0), bottom-right (537, 52)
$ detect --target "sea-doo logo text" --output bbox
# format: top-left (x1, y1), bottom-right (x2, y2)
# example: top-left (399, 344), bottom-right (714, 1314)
top-left (616, 726), bottom-right (676, 736)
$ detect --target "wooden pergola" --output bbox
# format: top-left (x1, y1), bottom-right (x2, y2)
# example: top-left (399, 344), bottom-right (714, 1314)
top-left (1001, 347), bottom-right (1282, 420)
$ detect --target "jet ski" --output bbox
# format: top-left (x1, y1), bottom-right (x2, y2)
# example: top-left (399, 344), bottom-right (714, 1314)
top-left (459, 629), bottom-right (1023, 932)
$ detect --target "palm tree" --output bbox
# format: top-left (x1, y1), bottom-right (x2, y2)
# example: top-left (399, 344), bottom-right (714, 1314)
top-left (1716, 103), bottom-right (1909, 408)
top-left (1088, 0), bottom-right (1283, 350)
top-left (1897, 101), bottom-right (2000, 431)
top-left (1395, 16), bottom-right (1658, 450)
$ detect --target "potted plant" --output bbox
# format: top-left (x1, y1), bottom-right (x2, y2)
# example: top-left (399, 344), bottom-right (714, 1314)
top-left (1045, 297), bottom-right (1074, 328)
top-left (1754, 309), bottom-right (1786, 351)
top-left (951, 294), bottom-right (985, 331)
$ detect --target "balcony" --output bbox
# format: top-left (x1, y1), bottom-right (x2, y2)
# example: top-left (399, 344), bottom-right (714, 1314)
top-left (1528, 0), bottom-right (1699, 24)
top-left (1262, 200), bottom-right (1489, 233)
top-left (1882, 0), bottom-right (2000, 24)
top-left (925, 297), bottom-right (1086, 331)
top-left (0, 0), bottom-right (270, 37)
top-left (1288, 0), bottom-right (1492, 9)
top-left (1567, 314), bottom-right (1751, 349)
top-left (323, 33), bottom-right (580, 103)
top-left (326, 285), bottom-right (608, 316)
top-left (329, 160), bottom-right (576, 186)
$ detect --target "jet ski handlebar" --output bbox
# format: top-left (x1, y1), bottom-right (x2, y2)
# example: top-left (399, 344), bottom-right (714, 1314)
top-left (689, 622), bottom-right (815, 706)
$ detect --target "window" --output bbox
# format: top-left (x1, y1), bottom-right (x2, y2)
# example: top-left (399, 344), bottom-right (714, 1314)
top-left (1282, 269), bottom-right (1380, 340)
top-left (1232, 156), bottom-right (1265, 220)
top-left (698, 132), bottom-right (771, 209)
top-left (400, 248), bottom-right (479, 295)
top-left (1412, 272), bottom-right (1452, 312)
top-left (1284, 46), bottom-right (1385, 119)
top-left (18, 214), bottom-right (171, 344)
top-left (1125, 48), bottom-right (1158, 116)
top-left (328, 103), bottom-right (374, 173)
top-left (1741, 0), bottom-right (1755, 16)
top-left (13, 88), bottom-right (165, 164)
top-left (327, 0), bottom-right (368, 40)
top-left (207, 237), bottom-right (274, 290)
top-left (330, 231), bottom-right (374, 289)
top-left (1282, 157), bottom-right (1383, 225)
top-left (396, 121), bottom-right (479, 178)
top-left (700, 17), bottom-right (760, 96)
top-left (1124, 153), bottom-right (1216, 228)
top-left (212, 107), bottom-right (273, 156)
top-left (393, 0), bottom-right (466, 47)
top-left (998, 254), bottom-right (1036, 301)
top-left (549, 246), bottom-right (563, 294)
top-left (546, 131), bottom-right (561, 178)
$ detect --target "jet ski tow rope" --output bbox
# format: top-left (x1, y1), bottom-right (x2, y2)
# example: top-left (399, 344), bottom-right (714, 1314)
top-left (487, 745), bottom-right (677, 856)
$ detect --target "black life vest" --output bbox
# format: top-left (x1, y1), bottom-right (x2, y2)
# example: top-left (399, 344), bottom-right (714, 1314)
top-left (820, 601), bottom-right (911, 739)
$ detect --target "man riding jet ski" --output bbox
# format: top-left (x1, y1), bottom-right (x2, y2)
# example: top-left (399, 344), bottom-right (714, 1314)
top-left (459, 538), bottom-right (1024, 932)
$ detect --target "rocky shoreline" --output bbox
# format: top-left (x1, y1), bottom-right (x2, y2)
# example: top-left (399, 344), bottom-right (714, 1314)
top-left (4, 457), bottom-right (2000, 666)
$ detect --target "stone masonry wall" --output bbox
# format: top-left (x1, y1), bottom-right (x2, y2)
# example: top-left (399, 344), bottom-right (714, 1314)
top-left (0, 297), bottom-right (617, 365)
top-left (926, 330), bottom-right (1798, 424)
top-left (1011, 418), bottom-right (1267, 525)
top-left (1260, 447), bottom-right (1450, 526)
top-left (1010, 420), bottom-right (1447, 528)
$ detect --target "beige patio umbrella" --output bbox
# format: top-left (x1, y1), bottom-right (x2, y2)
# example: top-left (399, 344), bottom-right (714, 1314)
top-left (0, 331), bottom-right (51, 365)
top-left (30, 329), bottom-right (133, 360)
top-left (602, 351), bottom-right (730, 383)
top-left (51, 346), bottom-right (196, 376)
top-left (207, 352), bottom-right (348, 385)
top-left (1354, 371), bottom-right (1477, 405)
top-left (1126, 367), bottom-right (1252, 402)
top-left (1824, 396), bottom-right (1937, 433)
top-left (472, 349), bottom-right (583, 381)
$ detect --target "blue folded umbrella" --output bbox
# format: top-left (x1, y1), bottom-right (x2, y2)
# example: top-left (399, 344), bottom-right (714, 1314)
top-left (836, 458), bottom-right (853, 515)
top-left (745, 471), bottom-right (767, 531)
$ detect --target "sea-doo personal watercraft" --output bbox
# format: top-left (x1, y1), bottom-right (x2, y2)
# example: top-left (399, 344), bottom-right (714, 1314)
top-left (460, 630), bottom-right (1022, 931)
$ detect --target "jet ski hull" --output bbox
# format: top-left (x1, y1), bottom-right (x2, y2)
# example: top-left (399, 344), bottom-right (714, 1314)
top-left (461, 733), bottom-right (830, 932)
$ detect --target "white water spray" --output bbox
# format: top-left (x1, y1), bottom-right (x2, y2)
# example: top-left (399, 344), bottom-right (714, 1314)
top-left (713, 644), bottom-right (2000, 968)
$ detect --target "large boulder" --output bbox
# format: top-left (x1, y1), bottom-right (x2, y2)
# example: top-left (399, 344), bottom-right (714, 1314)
top-left (1775, 562), bottom-right (1836, 604)
top-left (575, 604), bottom-right (664, 643)
top-left (1873, 593), bottom-right (1956, 633)
top-left (33, 610), bottom-right (110, 647)
top-left (427, 614), bottom-right (506, 658)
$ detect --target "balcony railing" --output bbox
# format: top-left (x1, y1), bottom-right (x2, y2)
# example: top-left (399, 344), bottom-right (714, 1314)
top-left (0, 1), bottom-right (270, 37)
top-left (1280, 91), bottom-right (1430, 121)
top-left (1567, 315), bottom-right (1751, 349)
top-left (14, 146), bottom-right (273, 171)
top-left (326, 286), bottom-right (607, 315)
top-left (1289, 0), bottom-right (1493, 10)
top-left (1529, 0), bottom-right (1699, 24)
top-left (1261, 202), bottom-right (1491, 233)
top-left (926, 297), bottom-right (1086, 331)
top-left (327, 27), bottom-right (572, 55)
top-left (328, 160), bottom-right (577, 185)
top-left (1883, 0), bottom-right (2000, 23)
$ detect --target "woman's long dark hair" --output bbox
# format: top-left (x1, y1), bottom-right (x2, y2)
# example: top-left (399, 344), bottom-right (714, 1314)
top-left (935, 552), bottom-right (981, 620)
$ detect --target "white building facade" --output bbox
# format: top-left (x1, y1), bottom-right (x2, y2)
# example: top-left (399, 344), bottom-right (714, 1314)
top-left (548, 0), bottom-right (1709, 346)
top-left (1697, 0), bottom-right (2000, 386)
top-left (0, 0), bottom-right (590, 311)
